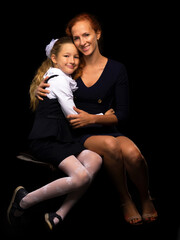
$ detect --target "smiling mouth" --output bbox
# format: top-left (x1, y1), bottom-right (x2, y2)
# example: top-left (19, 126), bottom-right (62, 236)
top-left (67, 65), bottom-right (75, 69)
top-left (82, 45), bottom-right (90, 51)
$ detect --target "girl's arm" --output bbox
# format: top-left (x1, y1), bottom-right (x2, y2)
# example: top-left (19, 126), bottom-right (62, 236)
top-left (48, 76), bottom-right (78, 117)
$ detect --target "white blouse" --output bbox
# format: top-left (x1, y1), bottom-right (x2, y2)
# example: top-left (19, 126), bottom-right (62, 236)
top-left (44, 67), bottom-right (78, 117)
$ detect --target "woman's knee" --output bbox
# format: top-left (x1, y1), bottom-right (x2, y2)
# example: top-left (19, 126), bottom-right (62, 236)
top-left (103, 137), bottom-right (121, 159)
top-left (124, 145), bottom-right (145, 167)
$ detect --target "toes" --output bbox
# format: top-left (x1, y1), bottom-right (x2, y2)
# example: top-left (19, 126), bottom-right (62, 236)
top-left (127, 216), bottom-right (143, 225)
top-left (142, 212), bottom-right (158, 223)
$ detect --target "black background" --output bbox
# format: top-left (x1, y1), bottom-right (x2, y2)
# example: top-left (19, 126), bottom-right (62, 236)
top-left (1, 2), bottom-right (177, 239)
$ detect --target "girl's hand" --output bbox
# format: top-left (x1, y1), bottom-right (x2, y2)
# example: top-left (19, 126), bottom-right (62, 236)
top-left (35, 77), bottom-right (50, 101)
top-left (67, 107), bottom-right (94, 128)
top-left (105, 108), bottom-right (115, 115)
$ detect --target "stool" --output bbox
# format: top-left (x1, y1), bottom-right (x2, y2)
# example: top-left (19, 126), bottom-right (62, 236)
top-left (16, 152), bottom-right (56, 171)
top-left (16, 152), bottom-right (59, 187)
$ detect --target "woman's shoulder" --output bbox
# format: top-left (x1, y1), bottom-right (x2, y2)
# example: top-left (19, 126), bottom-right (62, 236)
top-left (107, 59), bottom-right (127, 77)
top-left (108, 58), bottom-right (126, 69)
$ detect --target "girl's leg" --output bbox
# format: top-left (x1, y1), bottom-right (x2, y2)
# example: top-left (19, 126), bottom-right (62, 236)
top-left (19, 155), bottom-right (91, 210)
top-left (8, 152), bottom-right (102, 228)
top-left (84, 136), bottom-right (142, 225)
top-left (55, 150), bottom-right (102, 220)
top-left (77, 149), bottom-right (102, 180)
top-left (19, 151), bottom-right (101, 228)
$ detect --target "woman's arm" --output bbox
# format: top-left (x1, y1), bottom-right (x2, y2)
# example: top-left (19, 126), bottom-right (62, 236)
top-left (67, 107), bottom-right (118, 128)
top-left (35, 77), bottom-right (50, 101)
top-left (113, 64), bottom-right (129, 122)
top-left (67, 64), bottom-right (129, 128)
top-left (34, 76), bottom-right (104, 119)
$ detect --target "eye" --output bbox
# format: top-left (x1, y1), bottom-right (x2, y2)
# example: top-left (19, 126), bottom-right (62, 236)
top-left (84, 33), bottom-right (90, 37)
top-left (74, 55), bottom-right (79, 59)
top-left (64, 54), bottom-right (69, 57)
top-left (73, 36), bottom-right (79, 41)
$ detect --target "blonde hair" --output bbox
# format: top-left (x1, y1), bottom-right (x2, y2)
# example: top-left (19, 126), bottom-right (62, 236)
top-left (29, 36), bottom-right (82, 111)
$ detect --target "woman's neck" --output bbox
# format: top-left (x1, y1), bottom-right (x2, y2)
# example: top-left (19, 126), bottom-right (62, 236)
top-left (83, 47), bottom-right (106, 66)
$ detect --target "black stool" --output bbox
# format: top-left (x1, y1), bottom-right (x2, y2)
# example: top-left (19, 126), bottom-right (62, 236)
top-left (16, 152), bottom-right (56, 171)
top-left (16, 152), bottom-right (59, 188)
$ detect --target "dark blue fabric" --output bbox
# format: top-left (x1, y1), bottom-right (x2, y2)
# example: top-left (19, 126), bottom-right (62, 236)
top-left (28, 75), bottom-right (85, 166)
top-left (72, 59), bottom-right (129, 143)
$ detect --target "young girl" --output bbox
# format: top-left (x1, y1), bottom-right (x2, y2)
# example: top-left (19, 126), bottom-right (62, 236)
top-left (7, 37), bottom-right (102, 231)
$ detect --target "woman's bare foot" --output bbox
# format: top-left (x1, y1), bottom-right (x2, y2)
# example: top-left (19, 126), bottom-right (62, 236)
top-left (121, 199), bottom-right (143, 225)
top-left (141, 197), bottom-right (158, 223)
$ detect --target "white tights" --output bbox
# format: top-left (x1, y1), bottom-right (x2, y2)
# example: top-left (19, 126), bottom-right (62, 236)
top-left (20, 150), bottom-right (102, 221)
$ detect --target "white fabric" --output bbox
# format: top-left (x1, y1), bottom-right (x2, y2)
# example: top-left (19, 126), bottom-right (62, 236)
top-left (45, 39), bottom-right (58, 58)
top-left (44, 67), bottom-right (78, 117)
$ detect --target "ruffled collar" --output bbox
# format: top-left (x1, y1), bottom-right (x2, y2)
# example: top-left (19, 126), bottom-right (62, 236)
top-left (44, 67), bottom-right (78, 92)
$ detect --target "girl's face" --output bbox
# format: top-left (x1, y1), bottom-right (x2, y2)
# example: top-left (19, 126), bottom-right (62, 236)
top-left (71, 20), bottom-right (101, 56)
top-left (51, 43), bottom-right (79, 75)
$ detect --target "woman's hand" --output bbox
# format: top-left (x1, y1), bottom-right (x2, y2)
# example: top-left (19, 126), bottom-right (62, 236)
top-left (67, 107), bottom-right (95, 128)
top-left (105, 108), bottom-right (115, 115)
top-left (35, 77), bottom-right (50, 101)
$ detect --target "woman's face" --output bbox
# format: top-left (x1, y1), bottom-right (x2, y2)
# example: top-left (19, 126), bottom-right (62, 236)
top-left (71, 20), bottom-right (101, 56)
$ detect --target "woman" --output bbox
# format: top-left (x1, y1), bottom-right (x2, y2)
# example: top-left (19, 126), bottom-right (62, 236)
top-left (32, 13), bottom-right (158, 225)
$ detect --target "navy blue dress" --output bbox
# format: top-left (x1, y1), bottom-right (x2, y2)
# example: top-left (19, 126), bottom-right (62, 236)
top-left (72, 59), bottom-right (129, 143)
top-left (29, 76), bottom-right (85, 167)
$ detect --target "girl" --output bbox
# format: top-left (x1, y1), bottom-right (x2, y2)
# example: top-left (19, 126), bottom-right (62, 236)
top-left (7, 37), bottom-right (102, 231)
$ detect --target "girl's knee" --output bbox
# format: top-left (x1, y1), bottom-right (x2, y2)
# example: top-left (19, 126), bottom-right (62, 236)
top-left (89, 150), bottom-right (102, 167)
top-left (80, 149), bottom-right (102, 168)
top-left (74, 168), bottom-right (91, 188)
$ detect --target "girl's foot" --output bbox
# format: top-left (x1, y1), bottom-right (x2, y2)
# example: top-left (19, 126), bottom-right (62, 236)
top-left (45, 212), bottom-right (62, 231)
top-left (7, 186), bottom-right (28, 224)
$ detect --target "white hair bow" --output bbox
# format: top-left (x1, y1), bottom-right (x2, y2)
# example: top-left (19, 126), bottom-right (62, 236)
top-left (45, 39), bottom-right (58, 58)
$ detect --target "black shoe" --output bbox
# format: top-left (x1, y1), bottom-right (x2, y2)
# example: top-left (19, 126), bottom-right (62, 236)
top-left (7, 186), bottom-right (28, 224)
top-left (44, 212), bottom-right (62, 231)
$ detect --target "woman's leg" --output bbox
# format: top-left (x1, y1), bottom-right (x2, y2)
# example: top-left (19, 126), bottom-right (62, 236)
top-left (84, 136), bottom-right (142, 225)
top-left (116, 136), bottom-right (158, 221)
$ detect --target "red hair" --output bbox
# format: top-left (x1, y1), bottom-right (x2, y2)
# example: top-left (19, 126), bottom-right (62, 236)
top-left (65, 12), bottom-right (102, 37)
top-left (65, 13), bottom-right (103, 80)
